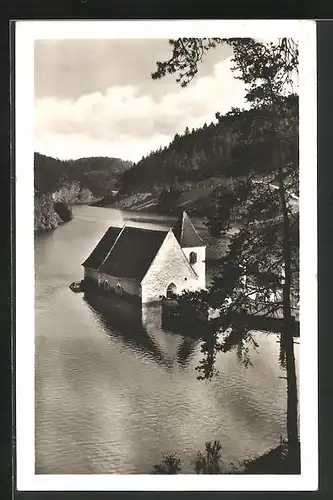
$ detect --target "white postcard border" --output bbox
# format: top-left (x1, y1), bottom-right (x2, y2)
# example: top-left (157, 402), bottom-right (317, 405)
top-left (15, 19), bottom-right (318, 491)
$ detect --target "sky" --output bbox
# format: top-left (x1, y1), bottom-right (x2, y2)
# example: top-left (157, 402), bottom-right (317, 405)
top-left (34, 39), bottom-right (249, 162)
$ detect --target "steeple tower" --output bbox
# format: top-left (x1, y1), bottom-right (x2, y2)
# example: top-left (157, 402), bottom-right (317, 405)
top-left (173, 211), bottom-right (206, 289)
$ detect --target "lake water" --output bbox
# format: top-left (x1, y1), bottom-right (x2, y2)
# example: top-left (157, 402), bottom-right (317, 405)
top-left (35, 205), bottom-right (299, 474)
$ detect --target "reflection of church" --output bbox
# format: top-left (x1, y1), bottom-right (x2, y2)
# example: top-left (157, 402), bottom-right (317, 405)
top-left (83, 293), bottom-right (199, 369)
top-left (82, 211), bottom-right (206, 303)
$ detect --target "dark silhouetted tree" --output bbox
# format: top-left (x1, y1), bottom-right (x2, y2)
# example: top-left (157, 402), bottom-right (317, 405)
top-left (152, 37), bottom-right (300, 465)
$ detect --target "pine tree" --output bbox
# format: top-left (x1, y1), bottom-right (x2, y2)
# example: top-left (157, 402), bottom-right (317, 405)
top-left (153, 37), bottom-right (300, 466)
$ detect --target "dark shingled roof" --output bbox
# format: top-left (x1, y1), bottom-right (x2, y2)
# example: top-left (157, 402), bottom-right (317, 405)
top-left (82, 226), bottom-right (122, 269)
top-left (173, 211), bottom-right (205, 248)
top-left (98, 226), bottom-right (168, 281)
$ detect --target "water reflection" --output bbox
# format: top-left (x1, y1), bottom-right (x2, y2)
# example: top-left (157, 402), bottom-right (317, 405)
top-left (83, 293), bottom-right (199, 371)
top-left (35, 206), bottom-right (298, 474)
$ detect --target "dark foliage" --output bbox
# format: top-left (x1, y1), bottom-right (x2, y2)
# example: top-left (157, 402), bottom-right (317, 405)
top-left (244, 439), bottom-right (300, 474)
top-left (34, 152), bottom-right (133, 198)
top-left (152, 441), bottom-right (224, 475)
top-left (157, 184), bottom-right (183, 212)
top-left (53, 201), bottom-right (73, 222)
top-left (152, 38), bottom-right (298, 91)
top-left (153, 439), bottom-right (299, 474)
top-left (152, 453), bottom-right (182, 474)
top-left (193, 440), bottom-right (224, 474)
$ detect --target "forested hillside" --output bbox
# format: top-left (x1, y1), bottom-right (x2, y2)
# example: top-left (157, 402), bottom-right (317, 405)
top-left (111, 94), bottom-right (298, 214)
top-left (34, 153), bottom-right (132, 231)
top-left (34, 94), bottom-right (298, 227)
top-left (35, 153), bottom-right (133, 198)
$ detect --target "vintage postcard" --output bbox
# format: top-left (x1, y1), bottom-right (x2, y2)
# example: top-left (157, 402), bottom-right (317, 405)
top-left (15, 20), bottom-right (317, 491)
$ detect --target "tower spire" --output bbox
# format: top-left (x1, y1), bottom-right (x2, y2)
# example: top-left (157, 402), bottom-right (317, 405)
top-left (172, 211), bottom-right (205, 248)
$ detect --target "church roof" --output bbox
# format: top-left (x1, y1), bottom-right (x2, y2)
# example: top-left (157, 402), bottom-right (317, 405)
top-left (82, 226), bottom-right (122, 269)
top-left (82, 212), bottom-right (203, 281)
top-left (99, 226), bottom-right (168, 281)
top-left (83, 225), bottom-right (168, 282)
top-left (172, 211), bottom-right (205, 248)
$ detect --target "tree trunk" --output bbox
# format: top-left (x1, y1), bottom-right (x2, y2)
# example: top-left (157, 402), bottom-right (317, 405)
top-left (277, 163), bottom-right (299, 466)
top-left (284, 317), bottom-right (299, 467)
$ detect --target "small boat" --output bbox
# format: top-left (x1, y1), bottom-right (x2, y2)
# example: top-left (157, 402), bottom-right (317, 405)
top-left (69, 280), bottom-right (84, 293)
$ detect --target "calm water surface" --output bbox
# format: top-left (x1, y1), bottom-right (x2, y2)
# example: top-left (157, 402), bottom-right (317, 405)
top-left (35, 205), bottom-right (299, 474)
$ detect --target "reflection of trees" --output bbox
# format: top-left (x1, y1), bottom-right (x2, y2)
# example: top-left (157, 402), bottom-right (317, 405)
top-left (176, 337), bottom-right (198, 367)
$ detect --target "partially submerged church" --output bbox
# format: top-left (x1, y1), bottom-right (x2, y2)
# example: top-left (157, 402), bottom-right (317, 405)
top-left (82, 211), bottom-right (206, 304)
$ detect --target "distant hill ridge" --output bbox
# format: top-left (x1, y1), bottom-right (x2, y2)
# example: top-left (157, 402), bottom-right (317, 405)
top-left (34, 152), bottom-right (133, 232)
top-left (34, 152), bottom-right (133, 198)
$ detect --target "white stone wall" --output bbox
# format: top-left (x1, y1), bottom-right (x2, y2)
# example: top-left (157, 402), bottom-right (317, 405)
top-left (84, 267), bottom-right (141, 297)
top-left (181, 246), bottom-right (206, 289)
top-left (141, 230), bottom-right (200, 303)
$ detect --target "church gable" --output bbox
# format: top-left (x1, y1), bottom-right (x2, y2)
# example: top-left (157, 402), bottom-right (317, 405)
top-left (141, 230), bottom-right (198, 303)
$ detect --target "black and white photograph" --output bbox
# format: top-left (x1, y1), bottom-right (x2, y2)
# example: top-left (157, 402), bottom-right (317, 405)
top-left (15, 20), bottom-right (317, 491)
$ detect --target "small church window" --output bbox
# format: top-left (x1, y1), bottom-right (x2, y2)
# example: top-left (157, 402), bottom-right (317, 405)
top-left (166, 282), bottom-right (177, 299)
top-left (189, 252), bottom-right (197, 265)
top-left (116, 283), bottom-right (123, 296)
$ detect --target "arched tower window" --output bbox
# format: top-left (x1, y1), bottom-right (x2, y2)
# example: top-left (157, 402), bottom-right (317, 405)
top-left (116, 283), bottom-right (123, 296)
top-left (166, 282), bottom-right (177, 299)
top-left (189, 252), bottom-right (197, 265)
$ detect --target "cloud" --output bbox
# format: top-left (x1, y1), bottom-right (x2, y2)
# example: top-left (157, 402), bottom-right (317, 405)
top-left (35, 58), bottom-right (247, 162)
top-left (34, 39), bottom-right (233, 100)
